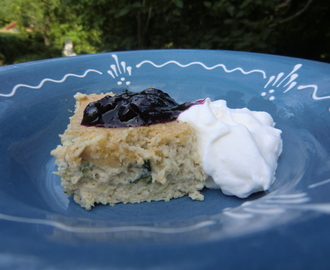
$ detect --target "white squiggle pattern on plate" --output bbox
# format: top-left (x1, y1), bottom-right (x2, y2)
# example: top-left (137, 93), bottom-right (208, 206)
top-left (264, 76), bottom-right (275, 88)
top-left (107, 54), bottom-right (132, 85)
top-left (276, 64), bottom-right (302, 88)
top-left (261, 64), bottom-right (330, 103)
top-left (136, 60), bottom-right (328, 104)
top-left (297, 85), bottom-right (330, 100)
top-left (0, 213), bottom-right (216, 234)
top-left (261, 64), bottom-right (302, 100)
top-left (0, 69), bottom-right (103, 97)
top-left (136, 60), bottom-right (267, 78)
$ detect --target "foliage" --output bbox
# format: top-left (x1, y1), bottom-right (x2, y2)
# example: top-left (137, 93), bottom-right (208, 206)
top-left (274, 0), bottom-right (330, 62)
top-left (0, 0), bottom-right (100, 65)
top-left (65, 0), bottom-right (278, 52)
top-left (64, 0), bottom-right (329, 62)
top-left (0, 32), bottom-right (62, 64)
top-left (0, 0), bottom-right (329, 64)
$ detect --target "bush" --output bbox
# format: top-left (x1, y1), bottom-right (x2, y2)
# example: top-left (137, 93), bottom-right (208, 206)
top-left (0, 32), bottom-right (62, 65)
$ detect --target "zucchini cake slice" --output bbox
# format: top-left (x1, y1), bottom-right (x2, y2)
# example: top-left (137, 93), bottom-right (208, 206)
top-left (51, 89), bottom-right (207, 210)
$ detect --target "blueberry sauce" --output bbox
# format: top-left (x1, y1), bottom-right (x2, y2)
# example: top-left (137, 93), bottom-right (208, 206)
top-left (81, 88), bottom-right (204, 128)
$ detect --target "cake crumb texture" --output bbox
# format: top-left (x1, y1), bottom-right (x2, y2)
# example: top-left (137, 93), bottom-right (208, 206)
top-left (51, 92), bottom-right (206, 210)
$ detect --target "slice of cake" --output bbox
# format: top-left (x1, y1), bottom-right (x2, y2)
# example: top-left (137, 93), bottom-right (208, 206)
top-left (51, 90), bottom-right (207, 210)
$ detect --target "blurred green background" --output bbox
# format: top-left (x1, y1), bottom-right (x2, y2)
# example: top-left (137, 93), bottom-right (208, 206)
top-left (1, 0), bottom-right (329, 65)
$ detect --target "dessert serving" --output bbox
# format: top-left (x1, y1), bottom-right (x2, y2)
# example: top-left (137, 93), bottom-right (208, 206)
top-left (51, 88), bottom-right (207, 210)
top-left (51, 88), bottom-right (282, 210)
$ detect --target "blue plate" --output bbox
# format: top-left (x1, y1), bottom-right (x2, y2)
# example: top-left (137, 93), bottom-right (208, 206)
top-left (1, 50), bottom-right (330, 269)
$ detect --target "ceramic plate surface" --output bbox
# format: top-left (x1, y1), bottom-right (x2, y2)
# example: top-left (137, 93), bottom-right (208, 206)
top-left (1, 50), bottom-right (330, 269)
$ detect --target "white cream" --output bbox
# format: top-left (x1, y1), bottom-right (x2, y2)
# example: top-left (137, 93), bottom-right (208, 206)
top-left (178, 98), bottom-right (282, 198)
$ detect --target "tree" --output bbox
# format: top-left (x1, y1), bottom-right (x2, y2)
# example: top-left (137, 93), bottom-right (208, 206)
top-left (272, 0), bottom-right (330, 62)
top-left (65, 0), bottom-right (330, 62)
top-left (0, 0), bottom-right (102, 64)
top-left (1, 0), bottom-right (329, 63)
top-left (64, 0), bottom-right (277, 51)
top-left (0, 0), bottom-right (100, 53)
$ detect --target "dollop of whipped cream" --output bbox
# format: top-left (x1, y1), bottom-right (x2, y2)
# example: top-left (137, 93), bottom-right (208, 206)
top-left (178, 98), bottom-right (282, 198)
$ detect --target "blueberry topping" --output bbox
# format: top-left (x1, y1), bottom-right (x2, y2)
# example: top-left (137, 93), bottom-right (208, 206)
top-left (81, 88), bottom-right (204, 128)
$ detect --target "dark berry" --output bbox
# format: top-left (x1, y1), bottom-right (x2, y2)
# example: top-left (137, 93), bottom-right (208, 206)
top-left (81, 88), bottom-right (204, 128)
